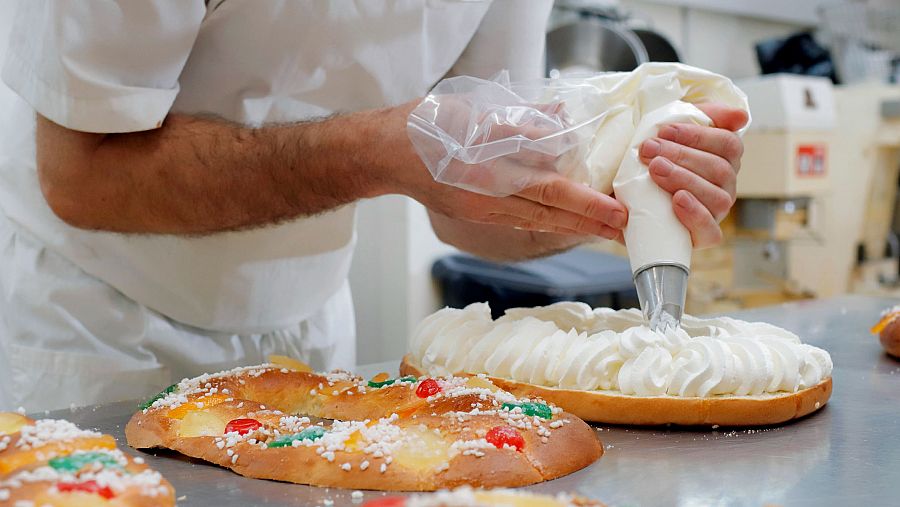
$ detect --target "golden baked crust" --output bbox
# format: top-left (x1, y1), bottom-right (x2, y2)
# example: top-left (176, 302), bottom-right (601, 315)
top-left (125, 362), bottom-right (602, 491)
top-left (873, 312), bottom-right (900, 358)
top-left (0, 412), bottom-right (175, 506)
top-left (401, 355), bottom-right (832, 427)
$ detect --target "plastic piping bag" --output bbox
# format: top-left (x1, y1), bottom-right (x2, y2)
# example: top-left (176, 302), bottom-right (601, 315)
top-left (407, 62), bottom-right (750, 276)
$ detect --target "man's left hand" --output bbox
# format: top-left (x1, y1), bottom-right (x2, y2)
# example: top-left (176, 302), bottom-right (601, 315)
top-left (639, 103), bottom-right (749, 248)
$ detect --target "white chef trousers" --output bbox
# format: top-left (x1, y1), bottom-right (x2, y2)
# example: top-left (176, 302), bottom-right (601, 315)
top-left (0, 214), bottom-right (356, 413)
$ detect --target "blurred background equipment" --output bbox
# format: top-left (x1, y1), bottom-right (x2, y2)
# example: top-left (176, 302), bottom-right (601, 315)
top-left (729, 74), bottom-right (835, 309)
top-left (818, 1), bottom-right (900, 85)
top-left (431, 250), bottom-right (638, 319)
top-left (841, 88), bottom-right (900, 295)
top-left (755, 32), bottom-right (839, 83)
top-left (547, 0), bottom-right (680, 76)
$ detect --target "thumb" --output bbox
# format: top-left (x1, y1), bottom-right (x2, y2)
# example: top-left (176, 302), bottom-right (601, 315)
top-left (696, 102), bottom-right (749, 132)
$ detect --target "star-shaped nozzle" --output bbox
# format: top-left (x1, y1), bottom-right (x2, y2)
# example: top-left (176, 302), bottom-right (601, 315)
top-left (633, 263), bottom-right (689, 332)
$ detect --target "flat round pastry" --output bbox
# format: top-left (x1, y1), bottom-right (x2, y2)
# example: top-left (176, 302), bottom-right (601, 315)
top-left (0, 412), bottom-right (175, 507)
top-left (365, 486), bottom-right (605, 506)
top-left (404, 303), bottom-right (834, 427)
top-left (125, 357), bottom-right (602, 491)
top-left (872, 306), bottom-right (900, 358)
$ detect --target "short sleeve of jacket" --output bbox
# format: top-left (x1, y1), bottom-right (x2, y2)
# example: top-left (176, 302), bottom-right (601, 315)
top-left (1, 0), bottom-right (206, 133)
top-left (449, 0), bottom-right (553, 81)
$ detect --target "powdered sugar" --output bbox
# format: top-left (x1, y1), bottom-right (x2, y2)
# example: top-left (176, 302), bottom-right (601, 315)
top-left (144, 364), bottom-right (281, 412)
top-left (14, 420), bottom-right (102, 451)
top-left (450, 438), bottom-right (494, 458)
top-left (325, 371), bottom-right (360, 384)
top-left (881, 305), bottom-right (900, 317)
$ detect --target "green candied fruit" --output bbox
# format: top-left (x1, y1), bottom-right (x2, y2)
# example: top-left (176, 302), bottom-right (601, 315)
top-left (49, 451), bottom-right (121, 473)
top-left (501, 402), bottom-right (553, 420)
top-left (367, 375), bottom-right (417, 389)
top-left (139, 384), bottom-right (178, 410)
top-left (296, 426), bottom-right (327, 441)
top-left (267, 426), bottom-right (326, 448)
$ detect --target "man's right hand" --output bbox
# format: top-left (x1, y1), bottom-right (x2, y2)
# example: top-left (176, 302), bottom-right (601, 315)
top-left (379, 102), bottom-right (627, 241)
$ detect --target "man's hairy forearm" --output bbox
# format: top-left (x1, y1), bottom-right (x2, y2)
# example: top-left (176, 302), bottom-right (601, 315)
top-left (36, 107), bottom-right (407, 234)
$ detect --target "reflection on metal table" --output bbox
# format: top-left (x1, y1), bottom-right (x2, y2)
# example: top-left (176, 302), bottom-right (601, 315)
top-left (43, 295), bottom-right (900, 506)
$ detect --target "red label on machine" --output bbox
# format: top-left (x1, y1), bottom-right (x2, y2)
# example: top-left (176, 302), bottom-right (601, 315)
top-left (796, 144), bottom-right (826, 177)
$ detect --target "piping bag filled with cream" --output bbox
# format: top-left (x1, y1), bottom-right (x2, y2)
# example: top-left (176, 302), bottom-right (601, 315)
top-left (407, 62), bottom-right (750, 329)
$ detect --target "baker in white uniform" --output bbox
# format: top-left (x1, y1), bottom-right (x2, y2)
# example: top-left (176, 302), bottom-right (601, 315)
top-left (0, 0), bottom-right (748, 412)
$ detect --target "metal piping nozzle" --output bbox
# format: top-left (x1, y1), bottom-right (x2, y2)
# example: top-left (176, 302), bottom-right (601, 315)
top-left (634, 263), bottom-right (689, 332)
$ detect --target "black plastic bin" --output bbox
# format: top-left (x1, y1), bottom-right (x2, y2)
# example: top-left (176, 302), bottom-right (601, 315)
top-left (432, 248), bottom-right (638, 319)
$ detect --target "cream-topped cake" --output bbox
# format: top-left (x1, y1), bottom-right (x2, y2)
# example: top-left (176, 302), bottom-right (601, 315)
top-left (404, 302), bottom-right (833, 426)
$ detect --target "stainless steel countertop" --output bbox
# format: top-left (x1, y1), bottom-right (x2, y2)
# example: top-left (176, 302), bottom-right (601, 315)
top-left (44, 295), bottom-right (900, 506)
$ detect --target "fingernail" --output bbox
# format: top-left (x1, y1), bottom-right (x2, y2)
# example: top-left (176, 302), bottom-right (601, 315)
top-left (651, 158), bottom-right (673, 177)
top-left (598, 225), bottom-right (618, 240)
top-left (658, 125), bottom-right (678, 140)
top-left (609, 209), bottom-right (627, 228)
top-left (640, 139), bottom-right (661, 158)
top-left (674, 191), bottom-right (694, 209)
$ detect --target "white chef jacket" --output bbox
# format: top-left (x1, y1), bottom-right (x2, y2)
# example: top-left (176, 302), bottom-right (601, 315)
top-left (0, 0), bottom-right (552, 411)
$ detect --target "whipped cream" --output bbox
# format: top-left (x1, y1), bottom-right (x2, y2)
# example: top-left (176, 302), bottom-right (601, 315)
top-left (410, 302), bottom-right (832, 398)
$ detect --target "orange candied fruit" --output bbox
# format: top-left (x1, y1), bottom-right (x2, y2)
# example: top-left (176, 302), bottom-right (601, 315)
top-left (268, 355), bottom-right (313, 373)
top-left (395, 405), bottom-right (421, 419)
top-left (166, 393), bottom-right (230, 420)
top-left (871, 311), bottom-right (900, 334)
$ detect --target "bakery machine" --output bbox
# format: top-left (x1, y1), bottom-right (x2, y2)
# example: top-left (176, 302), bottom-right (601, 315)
top-left (729, 74), bottom-right (836, 300)
top-left (546, 0), bottom-right (681, 79)
top-left (838, 86), bottom-right (900, 296)
top-left (733, 76), bottom-right (900, 300)
top-left (817, 0), bottom-right (900, 296)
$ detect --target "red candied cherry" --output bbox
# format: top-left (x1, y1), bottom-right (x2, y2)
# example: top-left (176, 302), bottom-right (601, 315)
top-left (364, 497), bottom-right (406, 507)
top-left (485, 425), bottom-right (525, 452)
top-left (415, 378), bottom-right (441, 398)
top-left (225, 418), bottom-right (262, 436)
top-left (57, 480), bottom-right (115, 499)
